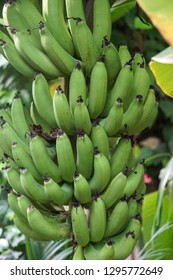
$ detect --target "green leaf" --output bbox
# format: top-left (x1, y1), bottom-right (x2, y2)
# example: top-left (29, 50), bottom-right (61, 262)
top-left (111, 0), bottom-right (136, 22)
top-left (136, 0), bottom-right (173, 46)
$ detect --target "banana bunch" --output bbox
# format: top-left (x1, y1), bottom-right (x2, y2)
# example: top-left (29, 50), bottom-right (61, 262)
top-left (0, 0), bottom-right (159, 260)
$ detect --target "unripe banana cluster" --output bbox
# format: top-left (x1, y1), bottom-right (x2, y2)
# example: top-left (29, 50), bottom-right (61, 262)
top-left (0, 0), bottom-right (159, 260)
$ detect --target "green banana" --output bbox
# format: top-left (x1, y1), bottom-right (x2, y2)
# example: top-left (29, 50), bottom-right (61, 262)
top-left (11, 29), bottom-right (62, 79)
top-left (11, 141), bottom-right (42, 182)
top-left (71, 202), bottom-right (90, 246)
top-left (123, 162), bottom-right (145, 197)
top-left (74, 18), bottom-right (100, 75)
top-left (88, 56), bottom-right (108, 119)
top-left (126, 196), bottom-right (139, 224)
top-left (32, 72), bottom-right (57, 127)
top-left (14, 0), bottom-right (43, 39)
top-left (84, 240), bottom-right (114, 260)
top-left (27, 205), bottom-right (71, 240)
top-left (112, 217), bottom-right (141, 260)
top-left (0, 107), bottom-right (13, 128)
top-left (53, 86), bottom-right (75, 135)
top-left (44, 177), bottom-right (73, 205)
top-left (118, 95), bottom-right (143, 136)
top-left (11, 97), bottom-right (30, 144)
top-left (69, 61), bottom-right (87, 114)
top-left (133, 86), bottom-right (159, 134)
top-left (76, 130), bottom-right (94, 179)
top-left (73, 96), bottom-right (92, 135)
top-left (13, 213), bottom-right (49, 241)
top-left (93, 0), bottom-right (112, 51)
top-left (30, 101), bottom-right (51, 133)
top-left (55, 130), bottom-right (76, 182)
top-left (0, 39), bottom-right (35, 78)
top-left (19, 167), bottom-right (48, 204)
top-left (38, 21), bottom-right (76, 75)
top-left (102, 37), bottom-right (121, 86)
top-left (102, 62), bottom-right (133, 115)
top-left (132, 51), bottom-right (146, 73)
top-left (7, 191), bottom-right (26, 221)
top-left (101, 170), bottom-right (128, 209)
top-left (29, 135), bottom-right (62, 183)
top-left (73, 245), bottom-right (85, 260)
top-left (118, 43), bottom-right (132, 67)
top-left (110, 135), bottom-right (132, 180)
top-left (42, 0), bottom-right (74, 55)
top-left (90, 120), bottom-right (110, 160)
top-left (100, 97), bottom-right (124, 136)
top-left (17, 194), bottom-right (34, 219)
top-left (89, 195), bottom-right (106, 242)
top-left (89, 147), bottom-right (111, 194)
top-left (0, 124), bottom-right (13, 157)
top-left (104, 198), bottom-right (129, 237)
top-left (131, 62), bottom-right (150, 103)
top-left (1, 121), bottom-right (30, 156)
top-left (65, 0), bottom-right (86, 57)
top-left (73, 171), bottom-right (92, 204)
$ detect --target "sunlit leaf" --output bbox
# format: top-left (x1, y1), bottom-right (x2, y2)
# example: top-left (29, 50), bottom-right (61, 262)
top-left (111, 0), bottom-right (136, 22)
top-left (149, 60), bottom-right (173, 98)
top-left (136, 0), bottom-right (173, 46)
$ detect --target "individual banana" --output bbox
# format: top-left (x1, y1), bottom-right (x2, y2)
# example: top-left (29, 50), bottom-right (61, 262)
top-left (89, 147), bottom-right (111, 194)
top-left (13, 213), bottom-right (49, 241)
top-left (7, 191), bottom-right (26, 221)
top-left (73, 245), bottom-right (85, 260)
top-left (42, 0), bottom-right (74, 55)
top-left (11, 96), bottom-right (30, 144)
top-left (93, 0), bottom-right (112, 51)
top-left (88, 56), bottom-right (108, 119)
top-left (32, 72), bottom-right (57, 127)
top-left (0, 107), bottom-right (13, 127)
top-left (90, 120), bottom-right (110, 159)
top-left (101, 170), bottom-right (128, 209)
top-left (71, 202), bottom-right (90, 246)
top-left (11, 141), bottom-right (42, 182)
top-left (133, 86), bottom-right (159, 134)
top-left (27, 205), bottom-right (71, 240)
top-left (84, 240), bottom-right (114, 260)
top-left (118, 43), bottom-right (132, 67)
top-left (102, 37), bottom-right (121, 86)
top-left (73, 18), bottom-right (100, 74)
top-left (0, 124), bottom-right (12, 157)
top-left (55, 129), bottom-right (76, 182)
top-left (110, 135), bottom-right (132, 180)
top-left (53, 86), bottom-right (75, 135)
top-left (89, 195), bottom-right (106, 242)
top-left (102, 62), bottom-right (133, 115)
top-left (123, 162), bottom-right (145, 197)
top-left (112, 217), bottom-right (141, 260)
top-left (30, 101), bottom-right (51, 134)
top-left (44, 177), bottom-right (73, 205)
top-left (29, 135), bottom-right (62, 183)
top-left (1, 121), bottom-right (30, 156)
top-left (130, 62), bottom-right (150, 103)
top-left (0, 39), bottom-right (35, 78)
top-left (69, 61), bottom-right (87, 114)
top-left (65, 0), bottom-right (86, 57)
top-left (126, 196), bottom-right (139, 224)
top-left (73, 172), bottom-right (92, 204)
top-left (118, 95), bottom-right (144, 136)
top-left (73, 96), bottom-right (92, 135)
top-left (38, 21), bottom-right (76, 75)
top-left (19, 167), bottom-right (48, 204)
top-left (11, 28), bottom-right (63, 79)
top-left (17, 194), bottom-right (34, 219)
top-left (104, 198), bottom-right (129, 237)
top-left (132, 51), bottom-right (146, 73)
top-left (100, 97), bottom-right (124, 136)
top-left (76, 130), bottom-right (94, 179)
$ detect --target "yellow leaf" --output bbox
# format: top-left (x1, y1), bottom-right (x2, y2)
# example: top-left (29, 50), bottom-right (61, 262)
top-left (136, 0), bottom-right (173, 46)
top-left (149, 60), bottom-right (173, 98)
